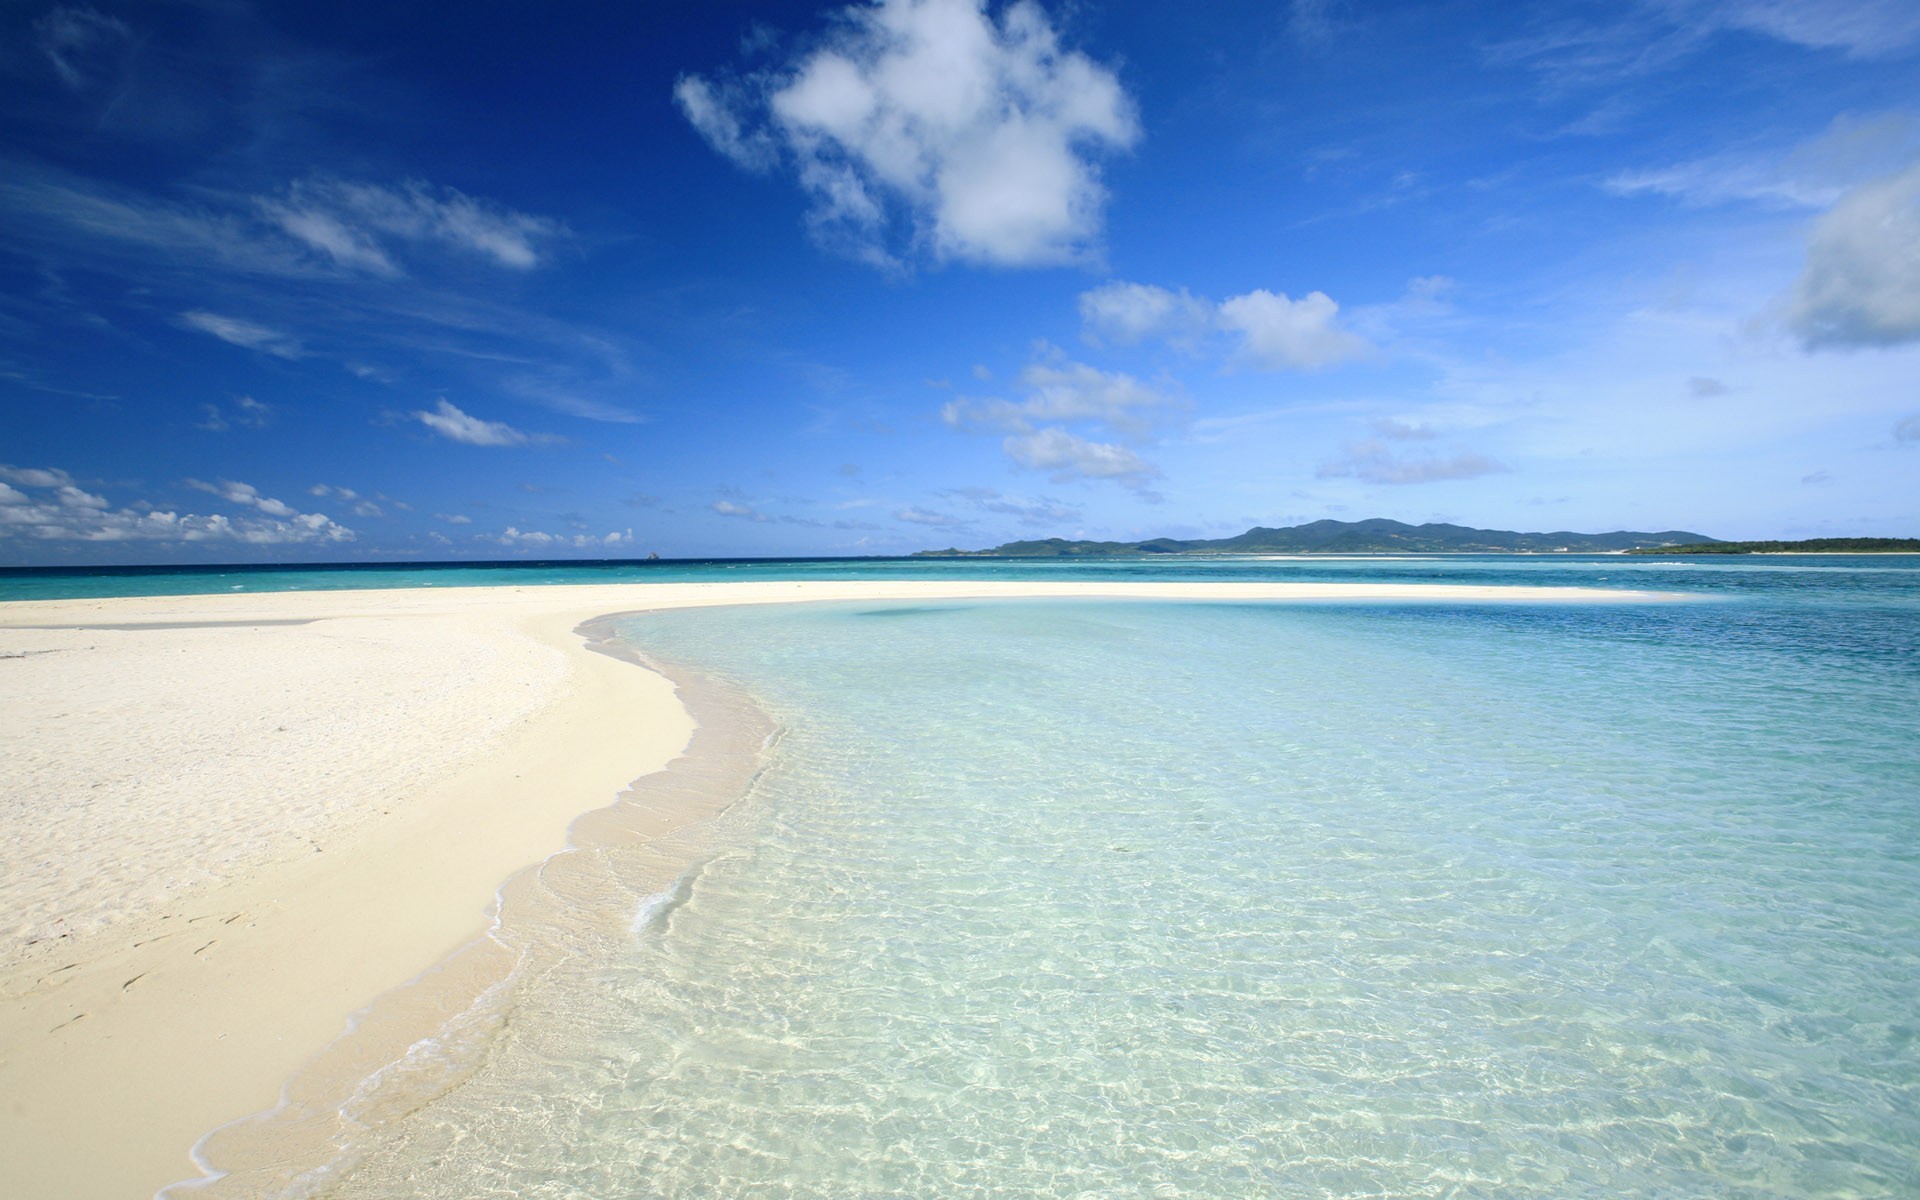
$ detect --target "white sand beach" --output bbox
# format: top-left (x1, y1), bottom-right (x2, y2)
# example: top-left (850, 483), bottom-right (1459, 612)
top-left (0, 579), bottom-right (1664, 1198)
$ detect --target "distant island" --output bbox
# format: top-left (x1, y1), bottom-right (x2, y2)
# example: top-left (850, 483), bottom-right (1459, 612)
top-left (916, 518), bottom-right (1719, 557)
top-left (1623, 537), bottom-right (1920, 554)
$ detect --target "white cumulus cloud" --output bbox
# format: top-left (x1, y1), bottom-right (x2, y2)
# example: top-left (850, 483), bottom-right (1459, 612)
top-left (1003, 427), bottom-right (1160, 489)
top-left (678, 0), bottom-right (1138, 267)
top-left (940, 345), bottom-right (1182, 489)
top-left (492, 527), bottom-right (632, 550)
top-left (0, 466), bottom-right (75, 489)
top-left (1217, 289), bottom-right (1369, 370)
top-left (943, 351), bottom-right (1183, 436)
top-left (1787, 162), bottom-right (1920, 348)
top-left (0, 466), bottom-right (355, 545)
top-left (1077, 280), bottom-right (1372, 369)
top-left (1078, 281), bottom-right (1212, 347)
top-left (496, 526), bottom-right (556, 547)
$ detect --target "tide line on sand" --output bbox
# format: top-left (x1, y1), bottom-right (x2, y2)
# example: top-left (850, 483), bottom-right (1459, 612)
top-left (0, 578), bottom-right (1673, 1199)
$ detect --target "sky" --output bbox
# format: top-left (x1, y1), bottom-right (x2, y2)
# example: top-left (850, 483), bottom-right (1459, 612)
top-left (2, 0), bottom-right (1917, 565)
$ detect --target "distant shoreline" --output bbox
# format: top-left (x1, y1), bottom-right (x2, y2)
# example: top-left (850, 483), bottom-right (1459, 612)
top-left (1622, 539), bottom-right (1920, 556)
top-left (922, 548), bottom-right (1920, 559)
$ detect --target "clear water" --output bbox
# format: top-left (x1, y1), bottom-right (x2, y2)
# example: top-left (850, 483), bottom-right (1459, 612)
top-left (5, 551), bottom-right (1919, 603)
top-left (313, 572), bottom-right (1920, 1199)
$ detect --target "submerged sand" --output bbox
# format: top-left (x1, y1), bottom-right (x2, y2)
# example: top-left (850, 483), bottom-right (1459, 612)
top-left (0, 579), bottom-right (1666, 1198)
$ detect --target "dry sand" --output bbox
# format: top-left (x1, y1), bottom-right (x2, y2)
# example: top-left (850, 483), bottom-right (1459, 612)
top-left (0, 578), bottom-right (1666, 1198)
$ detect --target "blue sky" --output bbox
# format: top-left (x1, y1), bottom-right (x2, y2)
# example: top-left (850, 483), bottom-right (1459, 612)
top-left (2, 0), bottom-right (1917, 564)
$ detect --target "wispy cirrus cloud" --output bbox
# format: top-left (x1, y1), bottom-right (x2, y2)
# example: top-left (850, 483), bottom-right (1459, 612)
top-left (1694, 0), bottom-right (1920, 59)
top-left (1288, 0), bottom-right (1341, 50)
top-left (1316, 440), bottom-right (1511, 485)
top-left (0, 166), bottom-right (563, 283)
top-left (1316, 418), bottom-right (1510, 486)
top-left (260, 178), bottom-right (566, 275)
top-left (179, 311), bottom-right (304, 359)
top-left (33, 5), bottom-right (132, 91)
top-left (1606, 111), bottom-right (1920, 210)
top-left (1607, 157), bottom-right (1845, 209)
top-left (712, 498), bottom-right (771, 522)
top-left (309, 483), bottom-right (386, 518)
top-left (185, 477), bottom-right (298, 517)
top-left (894, 505), bottom-right (968, 527)
top-left (196, 395), bottom-right (271, 432)
top-left (499, 374), bottom-right (645, 425)
top-left (412, 399), bottom-right (563, 447)
top-left (937, 486), bottom-right (1081, 526)
top-left (677, 0), bottom-right (1139, 268)
top-left (0, 161), bottom-right (658, 438)
top-left (1490, 0), bottom-right (1920, 99)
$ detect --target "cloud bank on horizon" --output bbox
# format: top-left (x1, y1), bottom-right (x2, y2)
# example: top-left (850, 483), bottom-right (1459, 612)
top-left (0, 0), bottom-right (1916, 564)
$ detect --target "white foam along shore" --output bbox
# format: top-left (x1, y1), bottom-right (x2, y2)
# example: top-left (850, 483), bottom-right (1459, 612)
top-left (0, 578), bottom-right (1671, 1198)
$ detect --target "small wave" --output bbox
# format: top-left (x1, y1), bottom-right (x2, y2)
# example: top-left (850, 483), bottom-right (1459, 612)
top-left (632, 870), bottom-right (698, 934)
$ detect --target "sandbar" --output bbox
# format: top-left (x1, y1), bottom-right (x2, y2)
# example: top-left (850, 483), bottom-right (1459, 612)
top-left (0, 578), bottom-right (1667, 1197)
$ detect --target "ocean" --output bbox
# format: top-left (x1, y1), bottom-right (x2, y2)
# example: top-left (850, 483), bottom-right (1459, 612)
top-left (6, 550), bottom-right (1912, 602)
top-left (54, 555), bottom-right (1917, 1197)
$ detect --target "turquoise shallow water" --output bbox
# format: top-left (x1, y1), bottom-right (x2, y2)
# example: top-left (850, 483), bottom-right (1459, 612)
top-left (5, 551), bottom-right (1920, 603)
top-left (311, 574), bottom-right (1919, 1199)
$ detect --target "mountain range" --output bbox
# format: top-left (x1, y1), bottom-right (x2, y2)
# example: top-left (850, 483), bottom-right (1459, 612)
top-left (915, 519), bottom-right (1718, 557)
